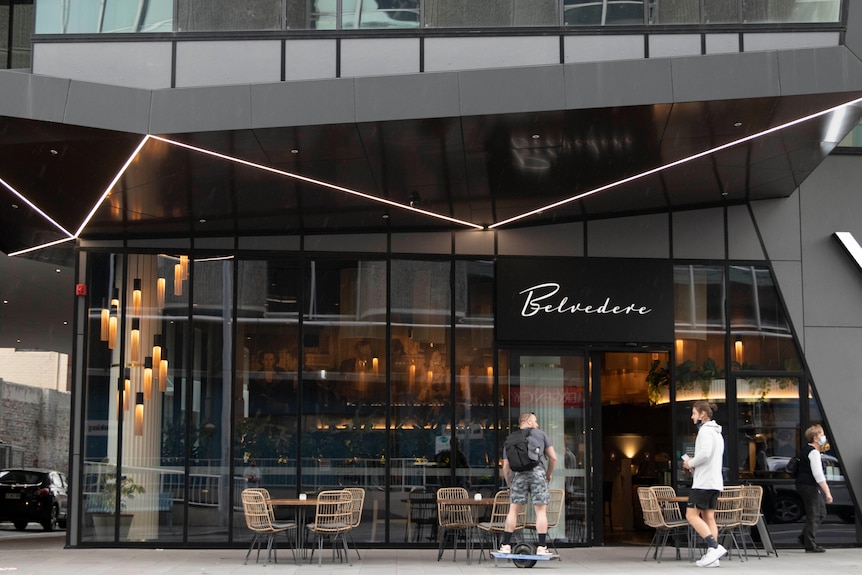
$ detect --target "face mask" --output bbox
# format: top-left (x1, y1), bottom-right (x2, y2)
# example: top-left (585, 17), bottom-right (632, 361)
top-left (819, 435), bottom-right (828, 446)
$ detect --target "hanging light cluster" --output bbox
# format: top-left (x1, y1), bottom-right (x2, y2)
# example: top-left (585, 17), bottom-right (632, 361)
top-left (98, 255), bottom-right (186, 438)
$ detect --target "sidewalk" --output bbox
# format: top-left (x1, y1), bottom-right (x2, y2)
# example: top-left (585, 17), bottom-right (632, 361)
top-left (0, 535), bottom-right (859, 575)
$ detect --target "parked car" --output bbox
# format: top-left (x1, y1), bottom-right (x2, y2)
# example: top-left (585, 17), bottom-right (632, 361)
top-left (763, 455), bottom-right (856, 524)
top-left (0, 468), bottom-right (68, 531)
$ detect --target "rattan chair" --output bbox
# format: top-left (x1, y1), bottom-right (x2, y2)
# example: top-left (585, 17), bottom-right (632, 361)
top-left (307, 489), bottom-right (354, 566)
top-left (240, 489), bottom-right (297, 565)
top-left (523, 488), bottom-right (564, 554)
top-left (714, 486), bottom-right (744, 561)
top-left (343, 487), bottom-right (366, 560)
top-left (738, 484), bottom-right (767, 559)
top-left (637, 486), bottom-right (688, 562)
top-left (477, 489), bottom-right (525, 561)
top-left (436, 487), bottom-right (477, 563)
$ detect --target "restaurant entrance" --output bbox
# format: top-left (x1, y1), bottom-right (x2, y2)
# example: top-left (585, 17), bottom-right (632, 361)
top-left (592, 350), bottom-right (672, 545)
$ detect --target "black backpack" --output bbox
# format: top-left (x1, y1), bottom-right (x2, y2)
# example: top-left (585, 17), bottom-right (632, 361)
top-left (504, 428), bottom-right (543, 472)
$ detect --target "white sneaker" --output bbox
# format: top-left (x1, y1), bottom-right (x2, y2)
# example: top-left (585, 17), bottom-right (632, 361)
top-left (696, 545), bottom-right (727, 567)
top-left (702, 560), bottom-right (720, 568)
top-left (536, 546), bottom-right (552, 556)
top-left (498, 544), bottom-right (511, 554)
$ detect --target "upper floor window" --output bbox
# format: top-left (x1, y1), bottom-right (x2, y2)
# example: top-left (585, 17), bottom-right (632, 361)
top-left (34, 0), bottom-right (841, 34)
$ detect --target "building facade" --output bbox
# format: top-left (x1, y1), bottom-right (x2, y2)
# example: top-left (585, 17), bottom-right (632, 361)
top-left (1, 0), bottom-right (860, 549)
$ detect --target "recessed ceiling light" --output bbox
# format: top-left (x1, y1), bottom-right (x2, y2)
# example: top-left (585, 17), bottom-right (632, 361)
top-left (63, 321), bottom-right (68, 325)
top-left (382, 213), bottom-right (389, 219)
top-left (11, 204), bottom-right (18, 209)
top-left (531, 134), bottom-right (540, 140)
top-left (2, 300), bottom-right (8, 304)
top-left (55, 268), bottom-right (61, 273)
top-left (291, 149), bottom-right (299, 154)
top-left (734, 122), bottom-right (743, 127)
top-left (199, 218), bottom-right (207, 224)
top-left (49, 149), bottom-right (58, 156)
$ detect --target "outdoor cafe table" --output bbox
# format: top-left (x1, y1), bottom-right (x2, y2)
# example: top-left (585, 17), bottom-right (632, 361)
top-left (270, 497), bottom-right (319, 560)
top-left (436, 497), bottom-right (496, 564)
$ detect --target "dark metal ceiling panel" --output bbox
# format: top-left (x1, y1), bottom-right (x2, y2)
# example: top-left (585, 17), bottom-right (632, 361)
top-left (4, 90), bottom-right (862, 261)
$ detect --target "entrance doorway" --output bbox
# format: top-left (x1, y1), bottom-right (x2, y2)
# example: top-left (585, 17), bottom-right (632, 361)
top-left (593, 350), bottom-right (672, 545)
top-left (499, 348), bottom-right (672, 547)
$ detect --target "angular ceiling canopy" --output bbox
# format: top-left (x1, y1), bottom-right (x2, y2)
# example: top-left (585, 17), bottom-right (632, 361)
top-left (2, 90), bottom-right (862, 264)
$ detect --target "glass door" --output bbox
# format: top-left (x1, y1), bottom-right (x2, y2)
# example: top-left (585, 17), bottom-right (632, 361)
top-left (498, 349), bottom-right (588, 545)
top-left (593, 350), bottom-right (672, 545)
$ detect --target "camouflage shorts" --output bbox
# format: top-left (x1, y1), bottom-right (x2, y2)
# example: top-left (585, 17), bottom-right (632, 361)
top-left (510, 466), bottom-right (549, 505)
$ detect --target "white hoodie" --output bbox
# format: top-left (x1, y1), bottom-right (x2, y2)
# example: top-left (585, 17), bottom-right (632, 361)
top-left (688, 420), bottom-right (724, 491)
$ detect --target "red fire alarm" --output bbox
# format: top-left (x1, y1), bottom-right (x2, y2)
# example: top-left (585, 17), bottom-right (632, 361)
top-left (75, 283), bottom-right (87, 296)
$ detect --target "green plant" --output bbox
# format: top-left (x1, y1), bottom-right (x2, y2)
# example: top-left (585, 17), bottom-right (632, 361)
top-left (646, 359), bottom-right (671, 405)
top-left (98, 470), bottom-right (145, 512)
top-left (646, 357), bottom-right (727, 405)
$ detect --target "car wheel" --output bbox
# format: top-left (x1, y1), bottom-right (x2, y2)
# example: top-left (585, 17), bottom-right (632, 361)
top-left (41, 505), bottom-right (59, 532)
top-left (13, 520), bottom-right (28, 531)
top-left (773, 494), bottom-right (804, 523)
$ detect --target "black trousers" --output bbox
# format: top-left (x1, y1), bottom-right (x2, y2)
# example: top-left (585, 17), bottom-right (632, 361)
top-left (797, 483), bottom-right (826, 549)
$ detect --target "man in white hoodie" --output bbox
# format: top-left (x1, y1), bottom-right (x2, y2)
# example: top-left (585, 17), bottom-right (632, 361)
top-left (683, 400), bottom-right (726, 568)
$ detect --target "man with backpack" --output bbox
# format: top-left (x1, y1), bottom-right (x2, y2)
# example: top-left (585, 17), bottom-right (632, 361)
top-left (498, 412), bottom-right (558, 556)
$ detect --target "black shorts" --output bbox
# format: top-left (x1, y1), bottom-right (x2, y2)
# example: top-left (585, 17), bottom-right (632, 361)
top-left (687, 488), bottom-right (720, 510)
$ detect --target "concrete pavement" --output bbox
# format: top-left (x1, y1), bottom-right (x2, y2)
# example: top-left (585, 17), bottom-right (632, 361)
top-left (0, 535), bottom-right (860, 575)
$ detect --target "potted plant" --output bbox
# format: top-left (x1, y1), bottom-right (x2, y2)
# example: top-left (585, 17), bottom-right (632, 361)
top-left (90, 469), bottom-right (145, 539)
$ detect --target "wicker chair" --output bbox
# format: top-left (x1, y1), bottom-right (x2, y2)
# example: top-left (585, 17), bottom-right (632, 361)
top-left (738, 484), bottom-right (766, 559)
top-left (343, 487), bottom-right (366, 560)
top-left (436, 487), bottom-right (477, 563)
top-left (637, 486), bottom-right (688, 562)
top-left (714, 486), bottom-right (744, 561)
top-left (307, 489), bottom-right (354, 566)
top-left (476, 489), bottom-right (525, 560)
top-left (240, 489), bottom-right (297, 565)
top-left (523, 488), bottom-right (564, 554)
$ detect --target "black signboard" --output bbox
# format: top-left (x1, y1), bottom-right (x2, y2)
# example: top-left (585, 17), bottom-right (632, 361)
top-left (496, 257), bottom-right (674, 343)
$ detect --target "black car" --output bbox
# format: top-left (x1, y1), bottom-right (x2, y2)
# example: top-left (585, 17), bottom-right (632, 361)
top-left (762, 455), bottom-right (856, 524)
top-left (0, 468), bottom-right (68, 531)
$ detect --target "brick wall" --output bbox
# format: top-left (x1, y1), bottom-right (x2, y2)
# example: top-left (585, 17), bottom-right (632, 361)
top-left (0, 378), bottom-right (70, 473)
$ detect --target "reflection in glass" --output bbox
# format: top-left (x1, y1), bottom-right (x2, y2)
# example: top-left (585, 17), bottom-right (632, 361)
top-left (501, 350), bottom-right (587, 543)
top-left (729, 266), bottom-right (801, 372)
top-left (736, 377), bottom-right (800, 478)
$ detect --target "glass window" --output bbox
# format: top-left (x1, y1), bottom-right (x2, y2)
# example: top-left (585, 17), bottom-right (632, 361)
top-left (36, 0), bottom-right (173, 33)
top-left (426, 0), bottom-right (558, 28)
top-left (389, 260), bottom-right (451, 504)
top-left (742, 0), bottom-right (840, 23)
top-left (300, 258), bottom-right (386, 512)
top-left (234, 258), bottom-right (301, 518)
top-left (672, 265), bottom-right (726, 404)
top-left (82, 252), bottom-right (192, 542)
top-left (566, 0), bottom-right (645, 26)
top-left (452, 261), bottom-right (496, 494)
top-left (729, 265), bottom-right (802, 372)
top-left (736, 376), bottom-right (800, 479)
top-left (177, 0), bottom-right (281, 32)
